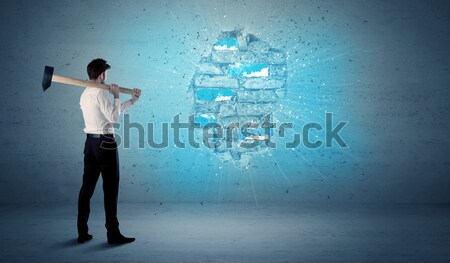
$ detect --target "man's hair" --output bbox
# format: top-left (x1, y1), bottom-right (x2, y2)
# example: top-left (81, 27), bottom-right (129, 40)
top-left (87, 58), bottom-right (111, 80)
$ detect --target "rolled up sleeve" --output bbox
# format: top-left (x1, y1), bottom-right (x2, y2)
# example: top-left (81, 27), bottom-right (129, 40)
top-left (97, 91), bottom-right (121, 123)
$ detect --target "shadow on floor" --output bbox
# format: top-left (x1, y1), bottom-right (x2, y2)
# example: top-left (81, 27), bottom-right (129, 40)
top-left (50, 238), bottom-right (128, 251)
top-left (84, 241), bottom-right (129, 251)
top-left (49, 238), bottom-right (79, 249)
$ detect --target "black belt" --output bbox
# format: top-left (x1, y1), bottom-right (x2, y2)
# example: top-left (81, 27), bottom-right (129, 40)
top-left (87, 133), bottom-right (115, 139)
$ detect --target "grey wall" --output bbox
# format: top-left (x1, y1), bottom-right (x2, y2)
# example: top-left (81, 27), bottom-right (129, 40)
top-left (0, 0), bottom-right (449, 205)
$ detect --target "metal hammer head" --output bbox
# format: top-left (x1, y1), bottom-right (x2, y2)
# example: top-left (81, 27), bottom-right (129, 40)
top-left (42, 66), bottom-right (54, 91)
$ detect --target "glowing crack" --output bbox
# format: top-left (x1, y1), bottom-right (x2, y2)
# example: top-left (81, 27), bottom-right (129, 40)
top-left (190, 29), bottom-right (288, 164)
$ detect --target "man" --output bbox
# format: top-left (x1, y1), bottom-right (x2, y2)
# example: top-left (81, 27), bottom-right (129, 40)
top-left (78, 58), bottom-right (141, 244)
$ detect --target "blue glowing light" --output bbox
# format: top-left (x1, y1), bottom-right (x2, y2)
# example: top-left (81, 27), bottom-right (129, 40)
top-left (194, 114), bottom-right (217, 127)
top-left (190, 29), bottom-right (287, 163)
top-left (228, 63), bottom-right (269, 77)
top-left (214, 37), bottom-right (239, 50)
top-left (196, 88), bottom-right (235, 102)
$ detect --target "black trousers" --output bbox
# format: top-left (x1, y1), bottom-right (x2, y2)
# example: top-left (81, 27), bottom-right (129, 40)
top-left (77, 134), bottom-right (120, 235)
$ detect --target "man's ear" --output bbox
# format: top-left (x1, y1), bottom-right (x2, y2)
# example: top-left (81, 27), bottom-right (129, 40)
top-left (98, 72), bottom-right (105, 81)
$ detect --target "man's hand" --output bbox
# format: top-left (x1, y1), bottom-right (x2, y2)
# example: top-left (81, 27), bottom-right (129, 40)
top-left (109, 84), bottom-right (120, 99)
top-left (131, 88), bottom-right (141, 104)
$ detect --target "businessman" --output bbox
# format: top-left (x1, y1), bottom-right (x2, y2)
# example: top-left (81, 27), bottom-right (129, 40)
top-left (77, 58), bottom-right (141, 244)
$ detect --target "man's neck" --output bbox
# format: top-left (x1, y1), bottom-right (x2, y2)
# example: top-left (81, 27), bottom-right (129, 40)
top-left (91, 79), bottom-right (104, 84)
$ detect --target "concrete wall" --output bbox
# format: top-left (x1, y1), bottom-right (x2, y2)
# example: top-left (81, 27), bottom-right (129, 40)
top-left (0, 0), bottom-right (449, 204)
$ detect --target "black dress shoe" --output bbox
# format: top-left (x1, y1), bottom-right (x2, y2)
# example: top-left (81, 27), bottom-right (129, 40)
top-left (107, 232), bottom-right (135, 244)
top-left (77, 233), bottom-right (93, 243)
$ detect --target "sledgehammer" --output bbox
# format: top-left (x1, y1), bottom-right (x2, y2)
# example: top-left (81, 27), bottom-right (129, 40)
top-left (42, 66), bottom-right (135, 95)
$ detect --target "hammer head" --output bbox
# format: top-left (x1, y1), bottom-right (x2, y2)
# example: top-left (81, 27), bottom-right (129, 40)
top-left (42, 66), bottom-right (54, 91)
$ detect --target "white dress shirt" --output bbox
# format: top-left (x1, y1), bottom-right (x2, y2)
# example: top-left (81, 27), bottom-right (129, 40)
top-left (80, 87), bottom-right (133, 134)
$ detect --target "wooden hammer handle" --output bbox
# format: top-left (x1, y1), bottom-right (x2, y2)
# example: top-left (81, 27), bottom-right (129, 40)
top-left (52, 74), bottom-right (135, 95)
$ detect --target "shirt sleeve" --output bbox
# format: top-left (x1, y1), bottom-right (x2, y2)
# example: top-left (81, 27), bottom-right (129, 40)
top-left (97, 91), bottom-right (121, 123)
top-left (121, 99), bottom-right (134, 113)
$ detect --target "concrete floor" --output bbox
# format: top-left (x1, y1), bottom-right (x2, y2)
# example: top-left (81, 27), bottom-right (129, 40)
top-left (0, 203), bottom-right (449, 262)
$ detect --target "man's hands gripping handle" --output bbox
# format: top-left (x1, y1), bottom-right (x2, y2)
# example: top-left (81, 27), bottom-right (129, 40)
top-left (109, 84), bottom-right (141, 103)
